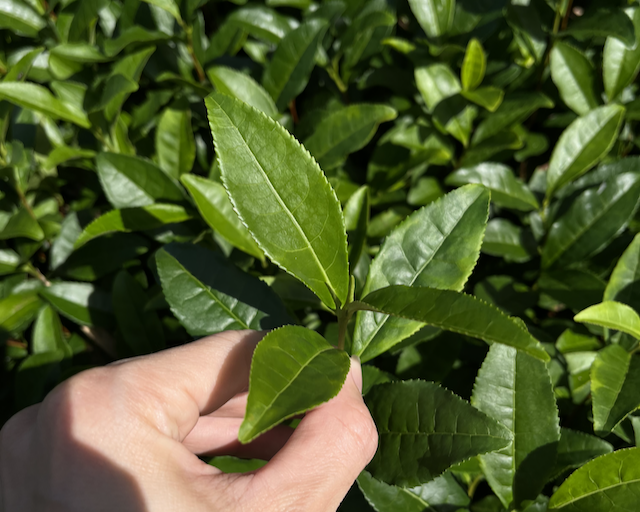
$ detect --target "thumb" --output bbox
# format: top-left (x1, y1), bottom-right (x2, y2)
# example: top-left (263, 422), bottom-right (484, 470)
top-left (251, 357), bottom-right (378, 512)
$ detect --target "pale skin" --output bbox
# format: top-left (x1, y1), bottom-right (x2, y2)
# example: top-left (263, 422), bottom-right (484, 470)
top-left (0, 330), bottom-right (378, 511)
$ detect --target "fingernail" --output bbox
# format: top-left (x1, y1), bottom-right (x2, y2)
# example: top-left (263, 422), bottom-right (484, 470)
top-left (350, 356), bottom-right (363, 394)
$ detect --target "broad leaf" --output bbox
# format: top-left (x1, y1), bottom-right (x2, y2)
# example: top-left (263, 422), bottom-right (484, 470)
top-left (603, 8), bottom-right (640, 101)
top-left (357, 470), bottom-right (470, 512)
top-left (0, 208), bottom-right (44, 241)
top-left (407, 0), bottom-right (455, 39)
top-left (263, 19), bottom-right (328, 111)
top-left (40, 282), bottom-right (114, 327)
top-left (112, 271), bottom-right (164, 355)
top-left (354, 285), bottom-right (549, 362)
top-left (156, 243), bottom-right (289, 336)
top-left (343, 185), bottom-right (369, 273)
top-left (366, 380), bottom-right (512, 486)
top-left (96, 152), bottom-right (185, 209)
top-left (0, 249), bottom-right (20, 275)
top-left (542, 172), bottom-right (640, 269)
top-left (238, 325), bottom-right (350, 443)
top-left (74, 204), bottom-right (192, 248)
top-left (552, 428), bottom-right (613, 478)
top-left (462, 86), bottom-right (504, 112)
top-left (353, 185), bottom-right (490, 361)
top-left (562, 8), bottom-right (636, 48)
top-left (546, 105), bottom-right (625, 198)
top-left (141, 0), bottom-right (181, 22)
top-left (303, 104), bottom-right (397, 170)
top-left (208, 66), bottom-right (278, 118)
top-left (227, 6), bottom-right (298, 43)
top-left (206, 92), bottom-right (349, 309)
top-left (155, 106), bottom-right (196, 178)
top-left (589, 344), bottom-right (640, 434)
top-left (0, 291), bottom-right (42, 336)
top-left (461, 38), bottom-right (486, 91)
top-left (0, 0), bottom-right (45, 37)
top-left (575, 301), bottom-right (640, 340)
top-left (415, 64), bottom-right (461, 112)
top-left (472, 344), bottom-right (560, 509)
top-left (605, 233), bottom-right (640, 311)
top-left (548, 448), bottom-right (640, 510)
top-left (482, 218), bottom-right (536, 263)
top-left (0, 82), bottom-right (90, 128)
top-left (445, 163), bottom-right (539, 211)
top-left (550, 41), bottom-right (600, 115)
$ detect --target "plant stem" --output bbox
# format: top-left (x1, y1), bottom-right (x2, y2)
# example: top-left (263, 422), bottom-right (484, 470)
top-left (184, 24), bottom-right (206, 83)
top-left (467, 474), bottom-right (483, 498)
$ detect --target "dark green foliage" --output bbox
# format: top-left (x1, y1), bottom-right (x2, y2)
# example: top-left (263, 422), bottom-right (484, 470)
top-left (3, 0), bottom-right (640, 510)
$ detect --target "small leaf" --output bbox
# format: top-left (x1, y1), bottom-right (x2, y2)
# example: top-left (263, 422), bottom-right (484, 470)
top-left (353, 186), bottom-right (490, 361)
top-left (208, 66), bottom-right (278, 118)
top-left (206, 92), bottom-right (349, 309)
top-left (415, 64), bottom-right (460, 112)
top-left (0, 249), bottom-right (20, 275)
top-left (40, 282), bottom-right (114, 328)
top-left (141, 0), bottom-right (182, 22)
top-left (32, 304), bottom-right (71, 356)
top-left (0, 82), bottom-right (90, 128)
top-left (112, 271), bottom-right (164, 355)
top-left (0, 291), bottom-right (42, 336)
top-left (462, 86), bottom-right (504, 112)
top-left (542, 173), bottom-right (640, 269)
top-left (575, 301), bottom-right (640, 340)
top-left (482, 218), bottom-right (536, 263)
top-left (562, 8), bottom-right (636, 48)
top-left (263, 19), bottom-right (328, 111)
top-left (74, 204), bottom-right (192, 248)
top-left (445, 163), bottom-right (539, 211)
top-left (552, 428), bottom-right (613, 478)
top-left (546, 105), bottom-right (625, 198)
top-left (550, 41), bottom-right (600, 115)
top-left (355, 285), bottom-right (549, 362)
top-left (461, 38), bottom-right (486, 91)
top-left (344, 185), bottom-right (369, 273)
top-left (156, 244), bottom-right (290, 336)
top-left (96, 152), bottom-right (185, 209)
top-left (227, 5), bottom-right (298, 43)
top-left (366, 380), bottom-right (512, 487)
top-left (407, 0), bottom-right (455, 39)
top-left (605, 233), bottom-right (640, 311)
top-left (548, 448), bottom-right (640, 510)
top-left (238, 325), bottom-right (350, 443)
top-left (0, 208), bottom-right (44, 241)
top-left (103, 27), bottom-right (168, 57)
top-left (155, 106), bottom-right (196, 178)
top-left (304, 104), bottom-right (397, 170)
top-left (472, 344), bottom-right (560, 509)
top-left (603, 7), bottom-right (640, 101)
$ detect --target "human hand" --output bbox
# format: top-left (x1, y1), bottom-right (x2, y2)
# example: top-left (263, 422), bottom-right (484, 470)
top-left (0, 330), bottom-right (378, 512)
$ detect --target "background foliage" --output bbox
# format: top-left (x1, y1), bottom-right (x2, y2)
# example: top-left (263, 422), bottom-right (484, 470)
top-left (2, 0), bottom-right (640, 510)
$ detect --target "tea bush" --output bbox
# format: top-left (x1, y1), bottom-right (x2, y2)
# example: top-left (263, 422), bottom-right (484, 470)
top-left (2, 0), bottom-right (640, 510)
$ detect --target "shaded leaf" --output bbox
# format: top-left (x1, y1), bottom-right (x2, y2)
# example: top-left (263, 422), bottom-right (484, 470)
top-left (605, 233), bottom-right (640, 312)
top-left (40, 282), bottom-right (114, 327)
top-left (238, 325), bottom-right (350, 443)
top-left (562, 8), bottom-right (636, 48)
top-left (482, 218), bottom-right (536, 263)
top-left (366, 380), bottom-right (512, 487)
top-left (603, 7), bottom-right (640, 101)
top-left (206, 92), bottom-right (349, 309)
top-left (0, 291), bottom-right (42, 336)
top-left (344, 185), bottom-right (369, 273)
top-left (552, 428), bottom-right (613, 478)
top-left (156, 106), bottom-right (196, 178)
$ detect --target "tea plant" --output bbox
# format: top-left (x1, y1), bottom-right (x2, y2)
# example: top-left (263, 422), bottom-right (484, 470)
top-left (2, 0), bottom-right (640, 510)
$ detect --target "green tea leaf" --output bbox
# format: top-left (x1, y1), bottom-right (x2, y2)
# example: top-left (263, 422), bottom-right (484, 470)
top-left (0, 208), bottom-right (44, 241)
top-left (0, 291), bottom-right (42, 336)
top-left (40, 282), bottom-right (114, 327)
top-left (562, 8), bottom-right (636, 48)
top-left (461, 38), bottom-right (486, 91)
top-left (355, 285), bottom-right (549, 362)
top-left (415, 64), bottom-right (460, 112)
top-left (605, 233), bottom-right (640, 311)
top-left (227, 6), bottom-right (297, 43)
top-left (155, 106), bottom-right (196, 178)
top-left (552, 428), bottom-right (613, 478)
top-left (0, 82), bottom-right (90, 128)
top-left (353, 185), bottom-right (490, 361)
top-left (103, 27), bottom-right (168, 57)
top-left (0, 249), bottom-right (20, 275)
top-left (472, 344), bottom-right (560, 509)
top-left (407, 0), bottom-right (455, 38)
top-left (32, 304), bottom-right (70, 356)
top-left (461, 86), bottom-right (504, 112)
top-left (96, 152), bottom-right (185, 209)
top-left (589, 344), bottom-right (640, 434)
top-left (550, 41), bottom-right (600, 115)
top-left (542, 173), bottom-right (640, 269)
top-left (604, 8), bottom-right (640, 101)
top-left (141, 0), bottom-right (181, 22)
top-left (74, 204), bottom-right (192, 248)
top-left (0, 0), bottom-right (45, 37)
top-left (156, 244), bottom-right (290, 336)
top-left (263, 19), bottom-right (328, 111)
top-left (548, 448), bottom-right (640, 510)
top-left (546, 105), bottom-right (625, 198)
top-left (112, 271), bottom-right (164, 355)
top-left (366, 380), bottom-right (512, 486)
top-left (206, 92), bottom-right (349, 309)
top-left (344, 185), bottom-right (369, 273)
top-left (482, 218), bottom-right (536, 263)
top-left (445, 163), bottom-right (539, 211)
top-left (575, 301), bottom-right (640, 340)
top-left (304, 104), bottom-right (397, 170)
top-left (238, 325), bottom-right (350, 443)
top-left (208, 66), bottom-right (278, 118)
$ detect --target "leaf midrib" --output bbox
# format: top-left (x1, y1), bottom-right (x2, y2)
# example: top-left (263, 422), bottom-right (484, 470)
top-left (213, 100), bottom-right (337, 302)
top-left (552, 474), bottom-right (640, 508)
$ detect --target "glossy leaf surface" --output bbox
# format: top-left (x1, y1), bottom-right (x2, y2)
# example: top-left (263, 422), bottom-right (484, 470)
top-left (40, 282), bottom-right (113, 327)
top-left (603, 8), bottom-right (640, 101)
top-left (156, 106), bottom-right (196, 178)
top-left (353, 185), bottom-right (490, 361)
top-left (407, 0), bottom-right (455, 38)
top-left (366, 380), bottom-right (512, 486)
top-left (208, 66), bottom-right (278, 118)
top-left (550, 42), bottom-right (600, 115)
top-left (461, 38), bottom-right (486, 91)
top-left (605, 233), bottom-right (640, 312)
top-left (239, 325), bottom-right (350, 443)
top-left (206, 92), bottom-right (348, 309)
top-left (575, 301), bottom-right (640, 340)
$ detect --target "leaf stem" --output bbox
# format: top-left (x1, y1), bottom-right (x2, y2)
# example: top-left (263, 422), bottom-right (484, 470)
top-left (184, 24), bottom-right (206, 83)
top-left (467, 474), bottom-right (483, 498)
